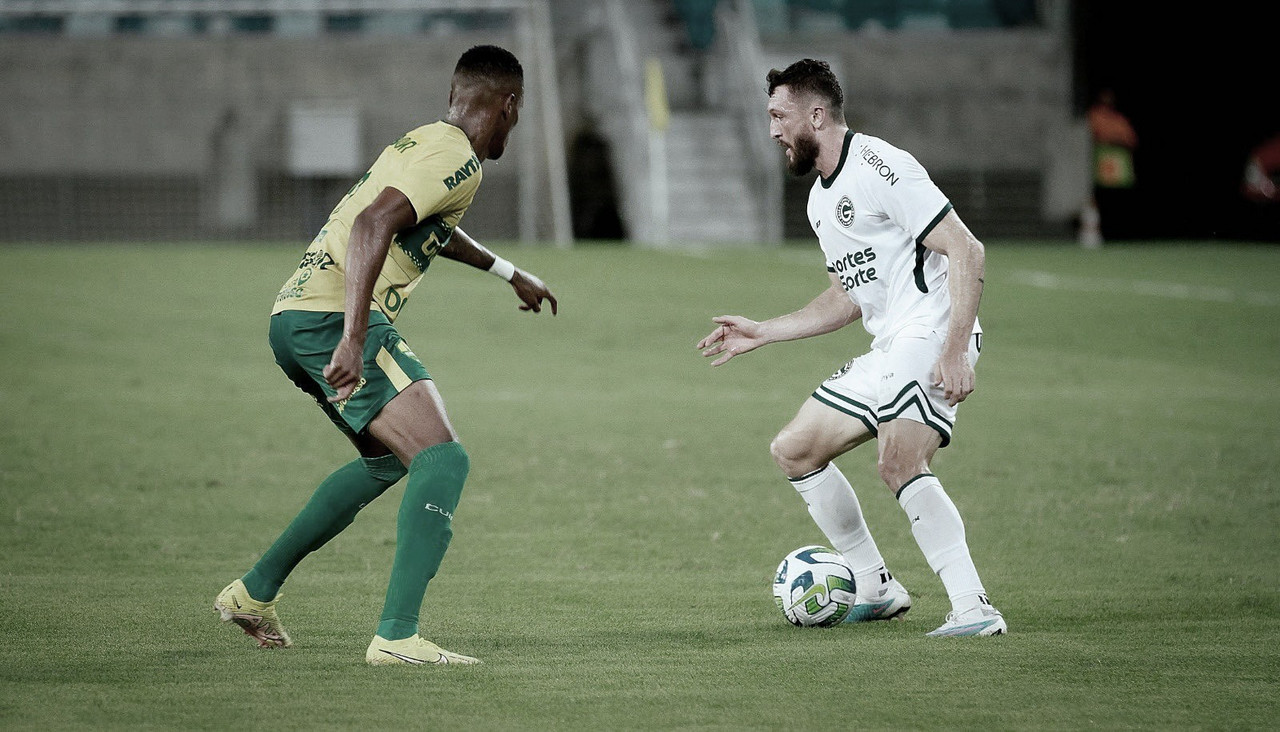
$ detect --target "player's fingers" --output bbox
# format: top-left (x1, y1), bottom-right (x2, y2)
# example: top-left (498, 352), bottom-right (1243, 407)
top-left (698, 326), bottom-right (725, 349)
top-left (327, 380), bottom-right (354, 403)
top-left (323, 365), bottom-right (342, 386)
top-left (325, 376), bottom-right (349, 397)
top-left (325, 360), bottom-right (356, 384)
top-left (711, 351), bottom-right (734, 367)
top-left (545, 292), bottom-right (558, 315)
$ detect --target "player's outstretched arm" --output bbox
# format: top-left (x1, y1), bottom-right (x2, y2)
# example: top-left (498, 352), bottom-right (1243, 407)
top-left (441, 227), bottom-right (558, 315)
top-left (325, 186), bottom-right (418, 402)
top-left (698, 274), bottom-right (860, 367)
top-left (921, 209), bottom-right (985, 406)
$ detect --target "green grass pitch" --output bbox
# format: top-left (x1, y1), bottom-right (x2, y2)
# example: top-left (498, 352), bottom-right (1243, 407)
top-left (1, 240), bottom-right (1278, 729)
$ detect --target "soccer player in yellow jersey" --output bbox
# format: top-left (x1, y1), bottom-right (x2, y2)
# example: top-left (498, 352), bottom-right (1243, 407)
top-left (215, 45), bottom-right (557, 666)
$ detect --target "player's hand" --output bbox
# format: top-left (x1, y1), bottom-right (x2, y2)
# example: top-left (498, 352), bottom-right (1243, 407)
top-left (932, 350), bottom-right (975, 407)
top-left (697, 315), bottom-right (766, 366)
top-left (511, 270), bottom-right (558, 315)
top-left (323, 336), bottom-right (365, 403)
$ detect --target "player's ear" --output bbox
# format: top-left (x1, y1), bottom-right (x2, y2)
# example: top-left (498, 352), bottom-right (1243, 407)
top-left (811, 105), bottom-right (826, 129)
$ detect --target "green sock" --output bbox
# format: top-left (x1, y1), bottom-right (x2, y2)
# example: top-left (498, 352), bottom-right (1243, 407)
top-left (242, 454), bottom-right (406, 602)
top-left (376, 441), bottom-right (470, 641)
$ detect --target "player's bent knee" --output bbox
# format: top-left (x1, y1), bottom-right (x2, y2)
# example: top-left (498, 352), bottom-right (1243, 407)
top-left (768, 432), bottom-right (794, 467)
top-left (770, 431), bottom-right (821, 477)
top-left (876, 453), bottom-right (925, 492)
top-left (410, 440), bottom-right (470, 480)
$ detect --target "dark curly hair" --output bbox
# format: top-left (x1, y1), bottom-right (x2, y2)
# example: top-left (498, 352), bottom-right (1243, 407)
top-left (455, 45), bottom-right (523, 94)
top-left (765, 59), bottom-right (844, 122)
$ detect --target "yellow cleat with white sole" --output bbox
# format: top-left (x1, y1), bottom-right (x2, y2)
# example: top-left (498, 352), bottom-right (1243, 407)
top-left (365, 635), bottom-right (480, 666)
top-left (214, 579), bottom-right (292, 649)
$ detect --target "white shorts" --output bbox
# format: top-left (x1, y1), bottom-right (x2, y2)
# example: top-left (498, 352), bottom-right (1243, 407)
top-left (810, 330), bottom-right (981, 448)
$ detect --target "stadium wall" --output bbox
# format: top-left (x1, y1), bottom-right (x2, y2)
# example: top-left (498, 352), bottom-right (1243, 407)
top-left (544, 12), bottom-right (1078, 241)
top-left (0, 35), bottom-right (525, 242)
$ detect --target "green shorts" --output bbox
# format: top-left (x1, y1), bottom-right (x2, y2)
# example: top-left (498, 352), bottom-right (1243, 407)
top-left (269, 309), bottom-right (431, 438)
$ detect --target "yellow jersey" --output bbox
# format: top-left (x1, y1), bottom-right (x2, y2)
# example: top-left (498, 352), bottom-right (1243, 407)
top-left (272, 121), bottom-right (482, 322)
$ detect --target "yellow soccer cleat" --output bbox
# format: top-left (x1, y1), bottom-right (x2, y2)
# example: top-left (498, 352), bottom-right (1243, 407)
top-left (365, 635), bottom-right (480, 666)
top-left (214, 579), bottom-right (293, 649)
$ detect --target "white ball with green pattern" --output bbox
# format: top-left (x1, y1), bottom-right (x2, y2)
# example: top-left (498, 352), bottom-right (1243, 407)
top-left (772, 545), bottom-right (857, 627)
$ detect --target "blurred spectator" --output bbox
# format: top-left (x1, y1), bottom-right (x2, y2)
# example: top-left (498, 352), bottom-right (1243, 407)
top-left (672, 0), bottom-right (719, 108)
top-left (1240, 132), bottom-right (1280, 241)
top-left (1242, 133), bottom-right (1280, 203)
top-left (1079, 88), bottom-right (1137, 247)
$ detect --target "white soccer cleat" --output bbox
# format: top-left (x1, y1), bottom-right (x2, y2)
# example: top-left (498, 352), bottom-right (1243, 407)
top-left (842, 578), bottom-right (912, 623)
top-left (926, 603), bottom-right (1007, 637)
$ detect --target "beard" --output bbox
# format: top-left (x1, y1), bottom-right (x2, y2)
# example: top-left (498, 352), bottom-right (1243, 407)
top-left (785, 131), bottom-right (820, 176)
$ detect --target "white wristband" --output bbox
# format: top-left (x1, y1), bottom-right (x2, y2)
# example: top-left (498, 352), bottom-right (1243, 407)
top-left (487, 256), bottom-right (516, 282)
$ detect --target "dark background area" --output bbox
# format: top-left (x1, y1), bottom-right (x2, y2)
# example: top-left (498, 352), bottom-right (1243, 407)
top-left (1073, 2), bottom-right (1280, 241)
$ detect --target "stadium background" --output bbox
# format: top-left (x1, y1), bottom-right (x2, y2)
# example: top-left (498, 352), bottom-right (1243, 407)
top-left (1, 0), bottom-right (1275, 246)
top-left (1, 2), bottom-right (1277, 729)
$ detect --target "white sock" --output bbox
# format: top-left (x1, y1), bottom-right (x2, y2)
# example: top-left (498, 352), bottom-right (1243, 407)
top-left (790, 463), bottom-right (891, 599)
top-left (897, 474), bottom-right (988, 613)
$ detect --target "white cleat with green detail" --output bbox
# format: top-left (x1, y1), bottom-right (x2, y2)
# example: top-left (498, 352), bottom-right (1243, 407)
top-left (926, 602), bottom-right (1007, 637)
top-left (843, 579), bottom-right (913, 623)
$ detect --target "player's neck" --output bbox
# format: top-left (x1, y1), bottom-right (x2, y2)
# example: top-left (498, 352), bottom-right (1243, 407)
top-left (443, 109), bottom-right (491, 163)
top-left (815, 125), bottom-right (850, 179)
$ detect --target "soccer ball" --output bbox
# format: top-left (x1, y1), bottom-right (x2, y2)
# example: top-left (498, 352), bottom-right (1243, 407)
top-left (772, 545), bottom-right (857, 626)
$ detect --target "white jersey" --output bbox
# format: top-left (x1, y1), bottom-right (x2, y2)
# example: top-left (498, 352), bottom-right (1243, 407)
top-left (807, 130), bottom-right (980, 350)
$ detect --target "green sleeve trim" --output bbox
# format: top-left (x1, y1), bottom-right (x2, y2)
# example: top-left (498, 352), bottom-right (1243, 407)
top-left (915, 201), bottom-right (953, 247)
top-left (913, 202), bottom-right (953, 293)
top-left (395, 215), bottom-right (452, 272)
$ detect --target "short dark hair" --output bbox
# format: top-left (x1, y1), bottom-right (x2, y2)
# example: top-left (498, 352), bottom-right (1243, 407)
top-left (455, 45), bottom-right (523, 92)
top-left (766, 59), bottom-right (844, 121)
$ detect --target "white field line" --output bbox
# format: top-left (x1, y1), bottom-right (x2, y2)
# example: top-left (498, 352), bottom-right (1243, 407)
top-left (1010, 269), bottom-right (1280, 307)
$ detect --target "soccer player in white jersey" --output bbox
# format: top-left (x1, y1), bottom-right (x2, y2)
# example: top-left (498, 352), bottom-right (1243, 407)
top-left (698, 59), bottom-right (1005, 636)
